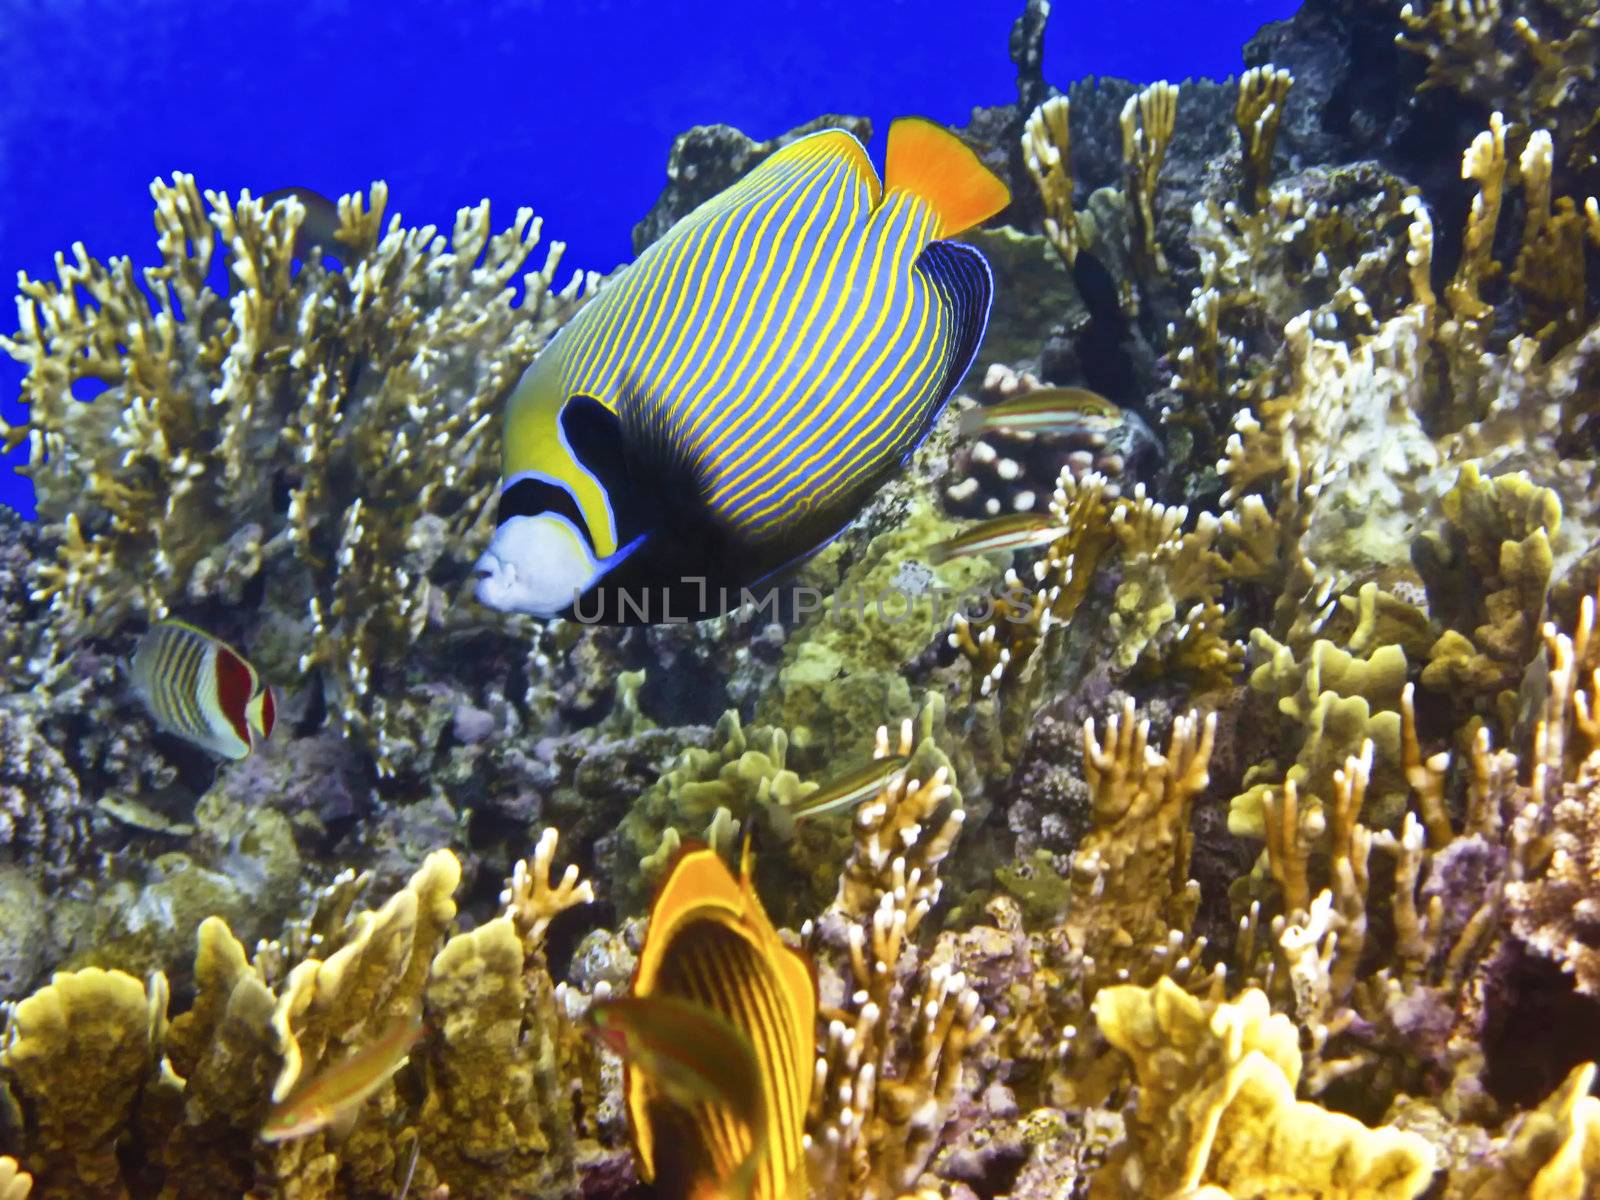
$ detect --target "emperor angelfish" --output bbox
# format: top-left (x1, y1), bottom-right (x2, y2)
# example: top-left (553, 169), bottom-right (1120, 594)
top-left (130, 620), bottom-right (276, 760)
top-left (474, 117), bottom-right (1010, 623)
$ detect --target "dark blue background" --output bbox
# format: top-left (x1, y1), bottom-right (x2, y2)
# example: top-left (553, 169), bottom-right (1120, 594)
top-left (0, 0), bottom-right (1299, 517)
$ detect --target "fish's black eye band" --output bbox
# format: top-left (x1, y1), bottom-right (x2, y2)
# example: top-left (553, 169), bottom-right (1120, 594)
top-left (496, 477), bottom-right (595, 551)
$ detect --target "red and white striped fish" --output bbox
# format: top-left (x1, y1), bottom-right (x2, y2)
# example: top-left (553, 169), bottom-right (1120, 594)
top-left (130, 620), bottom-right (276, 760)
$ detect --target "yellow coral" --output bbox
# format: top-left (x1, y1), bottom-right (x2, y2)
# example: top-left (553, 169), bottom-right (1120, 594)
top-left (810, 718), bottom-right (986, 1200)
top-left (0, 832), bottom-right (594, 1200)
top-left (1092, 978), bottom-right (1435, 1198)
top-left (1066, 701), bottom-right (1216, 971)
top-left (1451, 1062), bottom-right (1600, 1198)
top-left (1022, 96), bottom-right (1081, 267)
top-left (1234, 66), bottom-right (1293, 211)
top-left (3, 177), bottom-right (594, 774)
top-left (1232, 633), bottom-right (1408, 837)
top-left (0, 1158), bottom-right (32, 1200)
top-left (0, 968), bottom-right (164, 1199)
top-left (1414, 464), bottom-right (1560, 728)
top-left (1120, 81), bottom-right (1179, 276)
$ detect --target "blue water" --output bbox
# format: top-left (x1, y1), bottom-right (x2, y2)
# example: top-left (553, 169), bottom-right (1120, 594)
top-left (0, 0), bottom-right (1299, 518)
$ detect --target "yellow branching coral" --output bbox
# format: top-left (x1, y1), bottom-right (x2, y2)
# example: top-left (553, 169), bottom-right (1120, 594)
top-left (1022, 95), bottom-right (1082, 267)
top-left (808, 720), bottom-right (986, 1200)
top-left (1510, 130), bottom-right (1592, 344)
top-left (1234, 65), bottom-right (1294, 211)
top-left (1066, 701), bottom-right (1217, 972)
top-left (950, 469), bottom-right (1244, 732)
top-left (1119, 81), bottom-right (1179, 276)
top-left (1449, 1062), bottom-right (1600, 1197)
top-left (0, 968), bottom-right (164, 1200)
top-left (1397, 2), bottom-right (1600, 171)
top-left (1091, 978), bottom-right (1436, 1198)
top-left (0, 1158), bottom-right (30, 1200)
top-left (1506, 600), bottom-right (1600, 997)
top-left (1108, 486), bottom-right (1241, 687)
top-left (420, 835), bottom-right (592, 1200)
top-left (3, 177), bottom-right (594, 773)
top-left (1413, 464), bottom-right (1561, 728)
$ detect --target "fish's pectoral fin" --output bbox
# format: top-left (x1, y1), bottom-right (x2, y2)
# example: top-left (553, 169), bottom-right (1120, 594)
top-left (884, 118), bottom-right (1010, 238)
top-left (914, 240), bottom-right (994, 409)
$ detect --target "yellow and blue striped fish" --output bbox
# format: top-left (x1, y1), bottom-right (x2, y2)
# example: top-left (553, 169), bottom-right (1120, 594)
top-left (611, 843), bottom-right (815, 1200)
top-left (474, 117), bottom-right (1010, 622)
top-left (130, 620), bottom-right (276, 760)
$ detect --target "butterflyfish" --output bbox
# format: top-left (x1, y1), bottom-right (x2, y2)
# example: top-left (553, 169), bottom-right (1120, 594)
top-left (474, 117), bottom-right (1011, 623)
top-left (927, 511), bottom-right (1067, 564)
top-left (788, 754), bottom-right (908, 821)
top-left (260, 1013), bottom-right (424, 1142)
top-left (130, 620), bottom-right (276, 760)
top-left (585, 994), bottom-right (769, 1200)
top-left (958, 385), bottom-right (1124, 438)
top-left (611, 844), bottom-right (816, 1200)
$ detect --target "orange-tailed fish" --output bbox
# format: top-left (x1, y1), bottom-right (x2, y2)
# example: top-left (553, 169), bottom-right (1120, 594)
top-left (958, 385), bottom-right (1123, 438)
top-left (260, 1013), bottom-right (424, 1142)
top-left (789, 754), bottom-right (908, 821)
top-left (927, 512), bottom-right (1067, 564)
top-left (611, 844), bottom-right (815, 1199)
top-left (474, 118), bottom-right (1011, 623)
top-left (130, 619), bottom-right (276, 760)
top-left (585, 994), bottom-right (768, 1200)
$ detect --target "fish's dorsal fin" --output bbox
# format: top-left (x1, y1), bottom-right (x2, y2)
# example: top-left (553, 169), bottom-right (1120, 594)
top-left (638, 847), bottom-right (746, 988)
top-left (692, 129), bottom-right (882, 228)
top-left (884, 117), bottom-right (1010, 238)
top-left (909, 240), bottom-right (994, 428)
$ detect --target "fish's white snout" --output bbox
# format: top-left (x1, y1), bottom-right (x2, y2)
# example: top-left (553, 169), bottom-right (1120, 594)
top-left (473, 514), bottom-right (601, 617)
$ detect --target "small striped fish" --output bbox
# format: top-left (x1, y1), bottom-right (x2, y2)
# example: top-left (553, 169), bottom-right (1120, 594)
top-left (475, 117), bottom-right (1010, 623)
top-left (619, 844), bottom-right (814, 1200)
top-left (260, 1014), bottom-right (424, 1142)
top-left (927, 511), bottom-right (1067, 564)
top-left (958, 385), bottom-right (1123, 438)
top-left (789, 754), bottom-right (908, 821)
top-left (130, 620), bottom-right (276, 760)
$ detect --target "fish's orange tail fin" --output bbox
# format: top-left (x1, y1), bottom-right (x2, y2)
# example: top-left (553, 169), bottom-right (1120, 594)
top-left (884, 117), bottom-right (1010, 238)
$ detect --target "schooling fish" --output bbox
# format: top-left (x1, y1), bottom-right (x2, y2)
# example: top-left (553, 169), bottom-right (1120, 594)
top-left (617, 844), bottom-right (815, 1200)
top-left (474, 117), bottom-right (1010, 623)
top-left (789, 754), bottom-right (908, 821)
top-left (585, 994), bottom-right (769, 1200)
top-left (958, 385), bottom-right (1123, 438)
top-left (927, 511), bottom-right (1067, 564)
top-left (130, 620), bottom-right (276, 760)
top-left (260, 1013), bottom-right (424, 1142)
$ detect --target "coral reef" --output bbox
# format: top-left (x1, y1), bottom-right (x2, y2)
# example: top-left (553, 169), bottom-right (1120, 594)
top-left (2, 177), bottom-right (594, 774)
top-left (0, 832), bottom-right (592, 1200)
top-left (3, 1), bottom-right (1600, 1197)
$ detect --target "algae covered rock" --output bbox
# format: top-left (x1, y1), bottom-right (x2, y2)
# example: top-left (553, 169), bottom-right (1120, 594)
top-left (0, 867), bottom-right (51, 998)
